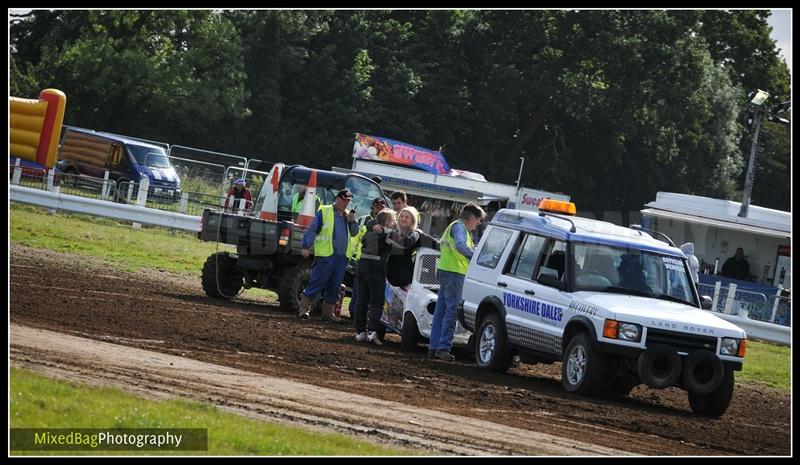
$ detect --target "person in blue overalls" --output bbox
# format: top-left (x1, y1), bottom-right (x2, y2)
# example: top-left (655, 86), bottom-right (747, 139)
top-left (298, 189), bottom-right (359, 323)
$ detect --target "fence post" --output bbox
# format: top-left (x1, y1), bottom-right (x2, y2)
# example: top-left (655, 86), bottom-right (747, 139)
top-left (711, 281), bottom-right (721, 312)
top-left (44, 169), bottom-right (59, 214)
top-left (179, 192), bottom-right (189, 214)
top-left (237, 197), bottom-right (247, 216)
top-left (101, 170), bottom-right (110, 199)
top-left (723, 283), bottom-right (737, 314)
top-left (126, 182), bottom-right (134, 203)
top-left (132, 177), bottom-right (150, 230)
top-left (769, 295), bottom-right (781, 323)
top-left (11, 158), bottom-right (22, 185)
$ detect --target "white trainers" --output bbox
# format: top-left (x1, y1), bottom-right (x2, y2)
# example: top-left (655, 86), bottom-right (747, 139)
top-left (367, 331), bottom-right (383, 346)
top-left (355, 332), bottom-right (367, 342)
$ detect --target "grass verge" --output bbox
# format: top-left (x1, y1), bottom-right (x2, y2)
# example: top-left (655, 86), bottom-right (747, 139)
top-left (10, 367), bottom-right (412, 456)
top-left (737, 339), bottom-right (791, 391)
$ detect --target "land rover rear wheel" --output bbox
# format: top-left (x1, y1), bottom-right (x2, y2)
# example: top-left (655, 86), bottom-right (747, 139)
top-left (474, 313), bottom-right (513, 373)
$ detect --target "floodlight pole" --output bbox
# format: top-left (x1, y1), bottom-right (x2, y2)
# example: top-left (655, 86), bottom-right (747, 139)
top-left (738, 110), bottom-right (764, 218)
top-left (515, 157), bottom-right (525, 194)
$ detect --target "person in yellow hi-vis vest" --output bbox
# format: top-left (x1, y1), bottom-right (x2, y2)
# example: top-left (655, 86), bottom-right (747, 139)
top-left (428, 203), bottom-right (486, 361)
top-left (291, 184), bottom-right (321, 214)
top-left (347, 197), bottom-right (388, 318)
top-left (299, 189), bottom-right (359, 323)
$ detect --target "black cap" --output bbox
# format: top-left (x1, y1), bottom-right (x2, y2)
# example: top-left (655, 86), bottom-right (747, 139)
top-left (336, 189), bottom-right (353, 200)
top-left (372, 197), bottom-right (386, 206)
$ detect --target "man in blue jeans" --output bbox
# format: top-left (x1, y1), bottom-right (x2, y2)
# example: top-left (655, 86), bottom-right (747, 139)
top-left (299, 189), bottom-right (359, 323)
top-left (428, 203), bottom-right (486, 361)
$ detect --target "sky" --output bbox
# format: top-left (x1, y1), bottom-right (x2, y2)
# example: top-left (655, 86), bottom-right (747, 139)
top-left (767, 8), bottom-right (792, 71)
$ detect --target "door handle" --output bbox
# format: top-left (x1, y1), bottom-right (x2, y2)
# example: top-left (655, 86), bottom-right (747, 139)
top-left (524, 289), bottom-right (536, 296)
top-left (497, 281), bottom-right (508, 288)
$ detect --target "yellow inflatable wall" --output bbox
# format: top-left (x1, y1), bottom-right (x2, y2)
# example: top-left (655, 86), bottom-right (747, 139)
top-left (9, 89), bottom-right (67, 168)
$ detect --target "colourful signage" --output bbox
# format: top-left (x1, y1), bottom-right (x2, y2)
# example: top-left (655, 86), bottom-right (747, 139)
top-left (353, 133), bottom-right (450, 175)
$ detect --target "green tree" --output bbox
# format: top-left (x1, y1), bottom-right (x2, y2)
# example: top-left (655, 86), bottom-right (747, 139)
top-left (11, 10), bottom-right (249, 151)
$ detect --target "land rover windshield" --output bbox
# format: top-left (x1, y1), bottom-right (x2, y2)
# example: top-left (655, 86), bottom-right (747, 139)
top-left (572, 243), bottom-right (698, 306)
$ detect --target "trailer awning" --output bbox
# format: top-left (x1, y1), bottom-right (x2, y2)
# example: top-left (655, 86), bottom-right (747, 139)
top-left (640, 208), bottom-right (790, 239)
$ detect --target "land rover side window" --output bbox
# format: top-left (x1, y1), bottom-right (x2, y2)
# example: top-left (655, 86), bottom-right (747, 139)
top-left (508, 234), bottom-right (547, 280)
top-left (476, 227), bottom-right (514, 269)
top-left (540, 240), bottom-right (567, 280)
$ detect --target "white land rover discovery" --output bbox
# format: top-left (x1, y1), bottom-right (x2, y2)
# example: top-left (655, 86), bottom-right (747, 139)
top-left (459, 200), bottom-right (747, 417)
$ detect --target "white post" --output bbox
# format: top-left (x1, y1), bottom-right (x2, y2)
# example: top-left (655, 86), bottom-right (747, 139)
top-left (132, 177), bottom-right (150, 229)
top-left (136, 177), bottom-right (150, 205)
top-left (101, 170), bottom-right (110, 199)
top-left (723, 283), bottom-right (737, 314)
top-left (227, 194), bottom-right (234, 211)
top-left (237, 197), bottom-right (247, 216)
top-left (127, 182), bottom-right (134, 203)
top-left (45, 169), bottom-right (58, 214)
top-left (11, 158), bottom-right (22, 185)
top-left (769, 295), bottom-right (781, 323)
top-left (711, 281), bottom-right (721, 312)
top-left (179, 192), bottom-right (189, 214)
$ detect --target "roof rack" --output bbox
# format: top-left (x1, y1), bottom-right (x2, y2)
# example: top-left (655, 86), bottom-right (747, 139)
top-left (629, 225), bottom-right (676, 247)
top-left (539, 211), bottom-right (577, 233)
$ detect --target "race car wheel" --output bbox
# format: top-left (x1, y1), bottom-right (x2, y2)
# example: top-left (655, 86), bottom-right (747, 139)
top-left (401, 312), bottom-right (420, 351)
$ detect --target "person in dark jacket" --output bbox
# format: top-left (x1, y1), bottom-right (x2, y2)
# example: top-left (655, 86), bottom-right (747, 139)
top-left (354, 208), bottom-right (397, 345)
top-left (722, 247), bottom-right (750, 281)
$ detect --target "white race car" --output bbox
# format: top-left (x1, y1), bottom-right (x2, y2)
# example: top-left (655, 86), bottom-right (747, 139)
top-left (380, 247), bottom-right (473, 351)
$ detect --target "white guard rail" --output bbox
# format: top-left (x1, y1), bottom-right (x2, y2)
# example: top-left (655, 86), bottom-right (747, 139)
top-left (10, 184), bottom-right (202, 233)
top-left (713, 313), bottom-right (791, 346)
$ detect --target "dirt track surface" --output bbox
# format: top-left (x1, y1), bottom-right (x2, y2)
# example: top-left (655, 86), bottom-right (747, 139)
top-left (9, 244), bottom-right (792, 456)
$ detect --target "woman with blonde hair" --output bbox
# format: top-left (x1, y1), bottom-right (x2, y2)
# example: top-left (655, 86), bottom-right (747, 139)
top-left (385, 206), bottom-right (421, 290)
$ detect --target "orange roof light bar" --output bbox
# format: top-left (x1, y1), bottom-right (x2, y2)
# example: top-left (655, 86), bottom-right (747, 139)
top-left (539, 199), bottom-right (577, 216)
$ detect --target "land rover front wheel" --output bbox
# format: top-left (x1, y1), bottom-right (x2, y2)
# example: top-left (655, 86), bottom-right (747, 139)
top-left (474, 313), bottom-right (513, 373)
top-left (688, 369), bottom-right (735, 417)
top-left (561, 333), bottom-right (608, 395)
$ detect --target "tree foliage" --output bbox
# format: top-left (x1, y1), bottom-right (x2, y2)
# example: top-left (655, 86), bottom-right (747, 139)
top-left (10, 9), bottom-right (790, 213)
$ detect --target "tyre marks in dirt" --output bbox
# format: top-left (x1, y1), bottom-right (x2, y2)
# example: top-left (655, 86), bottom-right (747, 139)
top-left (11, 324), bottom-right (627, 456)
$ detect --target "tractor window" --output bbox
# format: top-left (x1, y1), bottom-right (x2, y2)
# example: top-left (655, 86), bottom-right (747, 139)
top-left (345, 176), bottom-right (387, 216)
